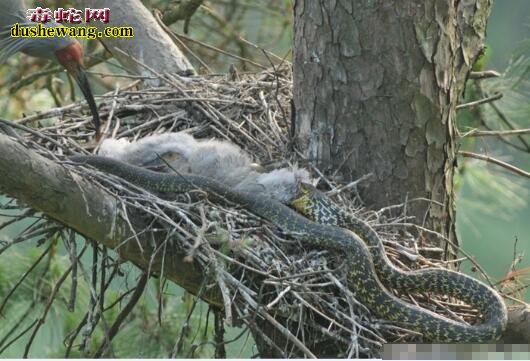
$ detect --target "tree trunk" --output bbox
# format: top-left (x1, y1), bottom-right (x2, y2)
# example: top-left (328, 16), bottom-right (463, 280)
top-left (250, 0), bottom-right (495, 357)
top-left (293, 0), bottom-right (493, 258)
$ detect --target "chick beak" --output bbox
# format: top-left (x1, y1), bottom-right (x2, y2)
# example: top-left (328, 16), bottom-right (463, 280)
top-left (68, 62), bottom-right (101, 141)
top-left (140, 152), bottom-right (181, 171)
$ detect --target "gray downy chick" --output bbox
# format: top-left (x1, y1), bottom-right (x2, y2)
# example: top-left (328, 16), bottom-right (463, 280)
top-left (187, 139), bottom-right (261, 187)
top-left (98, 133), bottom-right (197, 173)
top-left (98, 132), bottom-right (314, 204)
top-left (236, 167), bottom-right (313, 203)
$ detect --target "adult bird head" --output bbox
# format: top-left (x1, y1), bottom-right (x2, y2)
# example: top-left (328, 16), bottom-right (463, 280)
top-left (0, 0), bottom-right (101, 140)
top-left (54, 40), bottom-right (101, 140)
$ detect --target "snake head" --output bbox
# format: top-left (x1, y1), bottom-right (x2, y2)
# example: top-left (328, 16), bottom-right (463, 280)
top-left (290, 182), bottom-right (318, 220)
top-left (290, 183), bottom-right (345, 225)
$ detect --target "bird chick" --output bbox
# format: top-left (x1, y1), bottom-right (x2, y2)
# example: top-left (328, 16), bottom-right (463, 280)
top-left (249, 167), bottom-right (312, 203)
top-left (98, 133), bottom-right (196, 172)
top-left (187, 139), bottom-right (261, 187)
top-left (98, 132), bottom-right (313, 204)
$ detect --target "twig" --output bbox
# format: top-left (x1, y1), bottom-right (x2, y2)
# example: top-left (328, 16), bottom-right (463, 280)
top-left (93, 272), bottom-right (149, 357)
top-left (468, 70), bottom-right (501, 79)
top-left (154, 9), bottom-right (211, 73)
top-left (459, 151), bottom-right (530, 179)
top-left (489, 101), bottom-right (530, 152)
top-left (456, 92), bottom-right (502, 110)
top-left (326, 173), bottom-right (373, 196)
top-left (0, 242), bottom-right (54, 317)
top-left (462, 127), bottom-right (530, 137)
top-left (23, 245), bottom-right (87, 357)
top-left (213, 310), bottom-right (227, 358)
top-left (175, 32), bottom-right (267, 69)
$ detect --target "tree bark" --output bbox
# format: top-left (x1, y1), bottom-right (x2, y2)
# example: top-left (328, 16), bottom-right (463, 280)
top-left (293, 0), bottom-right (493, 257)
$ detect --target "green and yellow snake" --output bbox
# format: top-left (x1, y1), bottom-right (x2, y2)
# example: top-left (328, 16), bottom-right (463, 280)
top-left (70, 155), bottom-right (507, 343)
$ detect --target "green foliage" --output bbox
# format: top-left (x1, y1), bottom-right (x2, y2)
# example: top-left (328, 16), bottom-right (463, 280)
top-left (472, 46), bottom-right (491, 71)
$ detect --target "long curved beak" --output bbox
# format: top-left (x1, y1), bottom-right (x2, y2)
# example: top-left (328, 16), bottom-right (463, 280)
top-left (69, 62), bottom-right (101, 140)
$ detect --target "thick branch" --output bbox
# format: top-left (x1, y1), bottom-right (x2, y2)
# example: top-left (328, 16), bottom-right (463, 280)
top-left (0, 134), bottom-right (220, 307)
top-left (82, 0), bottom-right (195, 81)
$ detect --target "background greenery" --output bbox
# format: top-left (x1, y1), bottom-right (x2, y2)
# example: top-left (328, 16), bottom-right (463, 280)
top-left (0, 0), bottom-right (528, 357)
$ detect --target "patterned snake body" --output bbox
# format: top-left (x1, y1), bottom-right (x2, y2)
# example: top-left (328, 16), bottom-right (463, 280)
top-left (71, 155), bottom-right (507, 342)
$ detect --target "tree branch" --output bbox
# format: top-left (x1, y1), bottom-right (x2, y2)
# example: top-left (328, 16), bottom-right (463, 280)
top-left (0, 134), bottom-right (221, 307)
top-left (462, 128), bottom-right (530, 137)
top-left (459, 151), bottom-right (530, 179)
top-left (456, 92), bottom-right (503, 110)
top-left (82, 0), bottom-right (195, 81)
top-left (468, 70), bottom-right (501, 79)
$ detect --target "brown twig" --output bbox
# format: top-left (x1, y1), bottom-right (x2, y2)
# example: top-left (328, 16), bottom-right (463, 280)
top-left (459, 151), bottom-right (530, 178)
top-left (23, 245), bottom-right (88, 357)
top-left (468, 70), bottom-right (501, 79)
top-left (456, 92), bottom-right (503, 110)
top-left (93, 272), bottom-right (149, 357)
top-left (462, 127), bottom-right (530, 137)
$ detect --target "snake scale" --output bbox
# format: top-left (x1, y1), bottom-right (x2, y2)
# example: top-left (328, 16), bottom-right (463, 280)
top-left (71, 155), bottom-right (507, 343)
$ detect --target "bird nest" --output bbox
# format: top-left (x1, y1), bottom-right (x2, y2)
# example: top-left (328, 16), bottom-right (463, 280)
top-left (0, 67), bottom-right (495, 358)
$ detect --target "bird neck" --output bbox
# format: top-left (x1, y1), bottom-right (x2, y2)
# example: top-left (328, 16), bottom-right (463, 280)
top-left (55, 41), bottom-right (84, 69)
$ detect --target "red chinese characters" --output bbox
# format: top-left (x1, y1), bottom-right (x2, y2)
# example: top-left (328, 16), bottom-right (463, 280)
top-left (25, 7), bottom-right (110, 24)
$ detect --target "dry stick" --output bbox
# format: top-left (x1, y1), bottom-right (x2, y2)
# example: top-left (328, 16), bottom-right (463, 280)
top-left (97, 86), bottom-right (121, 145)
top-left (0, 319), bottom-right (39, 355)
top-left (23, 245), bottom-right (87, 357)
top-left (456, 92), bottom-right (503, 110)
top-left (15, 102), bottom-right (83, 124)
top-left (0, 242), bottom-right (54, 317)
top-left (0, 302), bottom-right (37, 350)
top-left (380, 222), bottom-right (495, 287)
top-left (104, 287), bottom-right (137, 313)
top-left (0, 226), bottom-right (58, 255)
top-left (66, 231), bottom-right (78, 311)
top-left (0, 118), bottom-right (64, 148)
top-left (238, 36), bottom-right (288, 64)
top-left (0, 238), bottom-right (53, 346)
top-left (0, 208), bottom-right (35, 232)
top-left (85, 240), bottom-right (99, 353)
top-left (154, 9), bottom-right (212, 73)
top-left (261, 311), bottom-right (317, 359)
top-left (93, 272), bottom-right (149, 358)
top-left (175, 32), bottom-right (267, 70)
top-left (64, 266), bottom-right (121, 357)
top-left (459, 151), bottom-right (530, 179)
top-left (213, 310), bottom-right (227, 358)
top-left (326, 173), bottom-right (373, 197)
top-left (462, 127), bottom-right (530, 137)
top-left (468, 70), bottom-right (501, 79)
top-left (236, 287), bottom-right (317, 358)
top-left (489, 100), bottom-right (530, 152)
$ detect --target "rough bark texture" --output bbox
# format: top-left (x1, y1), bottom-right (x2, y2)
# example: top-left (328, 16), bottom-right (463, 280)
top-left (293, 0), bottom-right (493, 257)
top-left (83, 0), bottom-right (195, 81)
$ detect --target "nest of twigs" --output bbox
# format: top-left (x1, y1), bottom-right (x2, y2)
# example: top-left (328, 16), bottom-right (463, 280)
top-left (0, 67), bottom-right (493, 358)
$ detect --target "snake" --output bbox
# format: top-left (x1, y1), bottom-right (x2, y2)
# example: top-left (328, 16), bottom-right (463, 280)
top-left (70, 155), bottom-right (508, 343)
